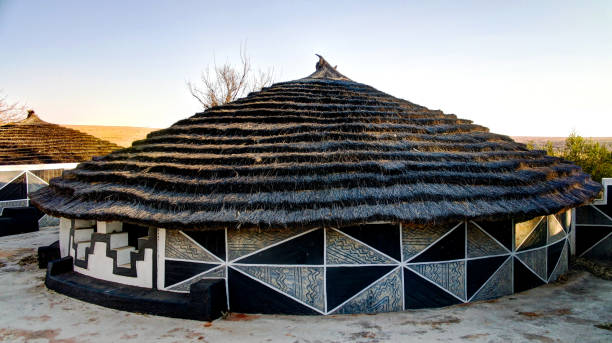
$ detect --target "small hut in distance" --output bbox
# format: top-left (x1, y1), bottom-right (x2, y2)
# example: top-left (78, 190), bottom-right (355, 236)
top-left (0, 110), bottom-right (121, 232)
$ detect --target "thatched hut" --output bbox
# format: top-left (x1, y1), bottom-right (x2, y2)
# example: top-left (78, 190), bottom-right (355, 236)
top-left (31, 57), bottom-right (600, 319)
top-left (0, 111), bottom-right (120, 228)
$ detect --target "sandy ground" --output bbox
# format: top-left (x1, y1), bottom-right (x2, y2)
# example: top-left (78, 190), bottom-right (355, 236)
top-left (1, 228), bottom-right (611, 343)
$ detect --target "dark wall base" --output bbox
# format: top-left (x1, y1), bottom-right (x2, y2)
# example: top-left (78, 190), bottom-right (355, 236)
top-left (46, 257), bottom-right (227, 321)
top-left (38, 240), bottom-right (60, 269)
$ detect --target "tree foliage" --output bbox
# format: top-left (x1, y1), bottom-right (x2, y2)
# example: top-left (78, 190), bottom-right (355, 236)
top-left (187, 48), bottom-right (274, 109)
top-left (529, 132), bottom-right (612, 184)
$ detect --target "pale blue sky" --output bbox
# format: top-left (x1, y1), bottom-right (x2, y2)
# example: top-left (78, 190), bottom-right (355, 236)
top-left (1, 0), bottom-right (610, 136)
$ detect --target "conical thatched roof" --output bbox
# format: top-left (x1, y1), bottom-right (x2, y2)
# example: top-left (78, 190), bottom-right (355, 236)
top-left (31, 57), bottom-right (601, 230)
top-left (0, 111), bottom-right (121, 165)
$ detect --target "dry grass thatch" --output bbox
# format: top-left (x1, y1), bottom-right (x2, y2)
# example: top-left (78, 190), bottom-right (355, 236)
top-left (0, 112), bottom-right (122, 165)
top-left (30, 57), bottom-right (601, 230)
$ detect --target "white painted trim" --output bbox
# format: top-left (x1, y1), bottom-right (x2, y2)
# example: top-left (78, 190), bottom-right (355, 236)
top-left (230, 227), bottom-right (320, 263)
top-left (231, 263), bottom-right (325, 268)
top-left (404, 222), bottom-right (464, 263)
top-left (590, 205), bottom-right (612, 224)
top-left (0, 163), bottom-right (78, 172)
top-left (230, 265), bottom-right (325, 315)
top-left (593, 178), bottom-right (611, 205)
top-left (323, 227), bottom-right (327, 314)
top-left (331, 227), bottom-right (399, 263)
top-left (165, 257), bottom-right (224, 265)
top-left (399, 223), bottom-right (405, 310)
top-left (225, 227), bottom-right (230, 311)
top-left (327, 266), bottom-right (400, 314)
top-left (157, 228), bottom-right (166, 290)
top-left (573, 224), bottom-right (612, 227)
top-left (178, 230), bottom-right (225, 263)
top-left (467, 256), bottom-right (512, 302)
top-left (25, 170), bottom-right (49, 185)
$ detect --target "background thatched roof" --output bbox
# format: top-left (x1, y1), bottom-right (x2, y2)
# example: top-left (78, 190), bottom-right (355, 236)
top-left (0, 112), bottom-right (121, 165)
top-left (31, 57), bottom-right (601, 230)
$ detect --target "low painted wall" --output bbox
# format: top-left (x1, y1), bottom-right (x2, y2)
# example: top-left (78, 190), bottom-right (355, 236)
top-left (156, 212), bottom-right (571, 315)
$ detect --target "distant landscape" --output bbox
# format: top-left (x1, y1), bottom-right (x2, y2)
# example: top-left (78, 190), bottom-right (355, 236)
top-left (62, 125), bottom-right (612, 150)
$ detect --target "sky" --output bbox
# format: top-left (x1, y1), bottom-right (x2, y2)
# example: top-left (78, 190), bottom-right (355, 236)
top-left (0, 0), bottom-right (610, 136)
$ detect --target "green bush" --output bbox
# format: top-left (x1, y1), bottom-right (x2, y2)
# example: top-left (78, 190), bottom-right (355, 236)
top-left (532, 132), bottom-right (612, 184)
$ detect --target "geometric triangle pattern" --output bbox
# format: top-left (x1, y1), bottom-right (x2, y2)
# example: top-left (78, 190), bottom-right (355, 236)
top-left (409, 225), bottom-right (465, 263)
top-left (467, 222), bottom-right (507, 257)
top-left (408, 261), bottom-right (466, 300)
top-left (548, 241), bottom-right (569, 282)
top-left (403, 267), bottom-right (462, 309)
top-left (547, 216), bottom-right (566, 244)
top-left (547, 240), bottom-right (566, 279)
top-left (517, 218), bottom-right (547, 251)
top-left (166, 266), bottom-right (226, 292)
top-left (331, 268), bottom-right (402, 314)
top-left (157, 214), bottom-right (574, 314)
top-left (554, 210), bottom-right (571, 232)
top-left (233, 265), bottom-right (325, 312)
top-left (165, 230), bottom-right (220, 262)
top-left (337, 224), bottom-right (401, 261)
top-left (236, 229), bottom-right (323, 265)
top-left (513, 257), bottom-right (546, 293)
top-left (326, 228), bottom-right (394, 264)
top-left (515, 216), bottom-right (544, 250)
top-left (0, 173), bottom-right (27, 201)
top-left (582, 233), bottom-right (612, 259)
top-left (26, 171), bottom-right (48, 194)
top-left (227, 227), bottom-right (311, 261)
top-left (326, 266), bottom-right (395, 311)
top-left (516, 248), bottom-right (547, 281)
top-left (466, 255), bottom-right (508, 298)
top-left (575, 205), bottom-right (612, 226)
top-left (401, 223), bottom-right (454, 261)
top-left (470, 257), bottom-right (513, 301)
top-left (0, 171), bottom-right (23, 190)
top-left (472, 219), bottom-right (513, 252)
top-left (576, 225), bottom-right (612, 256)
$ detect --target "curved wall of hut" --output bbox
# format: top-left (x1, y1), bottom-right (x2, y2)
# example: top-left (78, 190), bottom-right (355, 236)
top-left (59, 211), bottom-right (571, 315)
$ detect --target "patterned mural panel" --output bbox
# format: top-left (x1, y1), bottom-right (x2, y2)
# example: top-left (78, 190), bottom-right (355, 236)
top-left (516, 248), bottom-right (547, 280)
top-left (332, 268), bottom-right (402, 314)
top-left (233, 265), bottom-right (325, 312)
top-left (471, 258), bottom-right (513, 301)
top-left (408, 261), bottom-right (466, 300)
top-left (167, 266), bottom-right (226, 292)
top-left (160, 214), bottom-right (572, 314)
top-left (26, 172), bottom-right (48, 194)
top-left (0, 171), bottom-right (22, 189)
top-left (326, 228), bottom-right (394, 264)
top-left (227, 227), bottom-right (308, 261)
top-left (401, 223), bottom-right (451, 261)
top-left (515, 216), bottom-right (543, 250)
top-left (548, 216), bottom-right (566, 244)
top-left (467, 222), bottom-right (507, 257)
top-left (548, 242), bottom-right (568, 282)
top-left (165, 230), bottom-right (220, 262)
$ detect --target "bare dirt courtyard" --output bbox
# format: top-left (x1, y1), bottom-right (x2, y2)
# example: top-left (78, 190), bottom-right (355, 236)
top-left (1, 227), bottom-right (611, 343)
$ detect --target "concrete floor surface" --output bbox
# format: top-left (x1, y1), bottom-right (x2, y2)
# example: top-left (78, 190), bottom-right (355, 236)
top-left (1, 227), bottom-right (611, 343)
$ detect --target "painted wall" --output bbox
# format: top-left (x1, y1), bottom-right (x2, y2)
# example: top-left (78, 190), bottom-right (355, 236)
top-left (574, 178), bottom-right (612, 259)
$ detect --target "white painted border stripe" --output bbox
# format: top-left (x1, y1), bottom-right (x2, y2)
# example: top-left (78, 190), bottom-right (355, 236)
top-left (165, 257), bottom-right (223, 265)
top-left (514, 251), bottom-right (548, 283)
top-left (0, 163), bottom-right (78, 172)
top-left (230, 265), bottom-right (326, 315)
top-left (548, 240), bottom-right (568, 282)
top-left (164, 264), bottom-right (226, 290)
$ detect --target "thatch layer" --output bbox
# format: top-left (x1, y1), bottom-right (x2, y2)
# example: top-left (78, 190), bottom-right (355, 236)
top-left (0, 113), bottom-right (121, 165)
top-left (30, 58), bottom-right (601, 230)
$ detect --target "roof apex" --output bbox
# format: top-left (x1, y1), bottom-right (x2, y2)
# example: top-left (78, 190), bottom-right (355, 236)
top-left (304, 55), bottom-right (352, 81)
